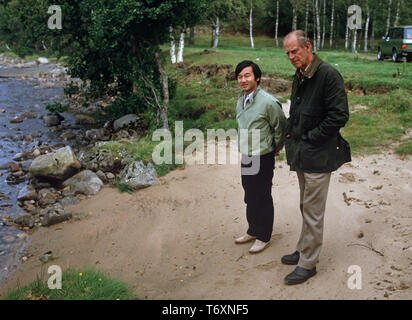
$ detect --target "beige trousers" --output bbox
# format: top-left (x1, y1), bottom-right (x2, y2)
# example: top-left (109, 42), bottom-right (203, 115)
top-left (296, 171), bottom-right (332, 270)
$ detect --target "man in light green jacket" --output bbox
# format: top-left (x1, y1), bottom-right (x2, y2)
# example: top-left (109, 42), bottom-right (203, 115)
top-left (234, 60), bottom-right (287, 254)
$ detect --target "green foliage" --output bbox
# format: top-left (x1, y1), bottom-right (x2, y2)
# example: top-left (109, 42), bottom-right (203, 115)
top-left (45, 102), bottom-right (68, 114)
top-left (1, 268), bottom-right (136, 300)
top-left (395, 141), bottom-right (412, 156)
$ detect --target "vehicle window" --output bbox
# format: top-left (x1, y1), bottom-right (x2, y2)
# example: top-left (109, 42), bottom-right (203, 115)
top-left (406, 28), bottom-right (412, 39)
top-left (388, 29), bottom-right (394, 38)
top-left (393, 29), bottom-right (402, 39)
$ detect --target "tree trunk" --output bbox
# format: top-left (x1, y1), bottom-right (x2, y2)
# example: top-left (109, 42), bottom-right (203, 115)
top-left (352, 29), bottom-right (357, 53)
top-left (345, 12), bottom-right (349, 50)
top-left (169, 26), bottom-right (176, 64)
top-left (329, 0), bottom-right (334, 48)
top-left (154, 51), bottom-right (169, 130)
top-left (364, 1), bottom-right (370, 53)
top-left (312, 0), bottom-right (316, 51)
top-left (394, 0), bottom-right (401, 26)
top-left (292, 1), bottom-right (297, 31)
top-left (315, 0), bottom-right (321, 51)
top-left (370, 13), bottom-right (375, 51)
top-left (212, 17), bottom-right (219, 48)
top-left (305, 0), bottom-right (309, 35)
top-left (189, 27), bottom-right (195, 45)
top-left (386, 0), bottom-right (392, 35)
top-left (275, 0), bottom-right (279, 47)
top-left (250, 5), bottom-right (254, 48)
top-left (177, 30), bottom-right (185, 63)
top-left (321, 0), bottom-right (326, 49)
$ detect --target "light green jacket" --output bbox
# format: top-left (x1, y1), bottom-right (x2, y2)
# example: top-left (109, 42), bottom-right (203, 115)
top-left (236, 86), bottom-right (287, 156)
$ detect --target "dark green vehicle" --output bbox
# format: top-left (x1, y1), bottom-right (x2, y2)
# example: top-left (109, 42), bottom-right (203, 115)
top-left (377, 26), bottom-right (412, 62)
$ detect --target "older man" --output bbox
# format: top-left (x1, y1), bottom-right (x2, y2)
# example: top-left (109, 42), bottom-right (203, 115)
top-left (281, 30), bottom-right (351, 285)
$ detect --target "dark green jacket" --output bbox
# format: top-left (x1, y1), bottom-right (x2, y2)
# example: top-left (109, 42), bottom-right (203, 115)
top-left (285, 54), bottom-right (351, 173)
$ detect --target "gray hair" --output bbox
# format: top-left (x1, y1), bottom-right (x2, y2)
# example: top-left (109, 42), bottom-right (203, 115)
top-left (284, 30), bottom-right (310, 48)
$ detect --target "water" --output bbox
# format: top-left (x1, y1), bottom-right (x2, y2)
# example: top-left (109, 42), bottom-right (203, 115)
top-left (0, 76), bottom-right (65, 280)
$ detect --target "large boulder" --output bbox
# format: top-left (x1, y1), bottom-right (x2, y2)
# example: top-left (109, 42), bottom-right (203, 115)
top-left (79, 149), bottom-right (120, 173)
top-left (29, 146), bottom-right (81, 181)
top-left (62, 170), bottom-right (103, 195)
top-left (119, 161), bottom-right (157, 190)
top-left (113, 114), bottom-right (140, 131)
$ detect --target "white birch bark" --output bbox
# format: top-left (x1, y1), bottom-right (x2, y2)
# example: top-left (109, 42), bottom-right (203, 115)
top-left (329, 0), bottom-right (335, 48)
top-left (250, 5), bottom-right (254, 48)
top-left (352, 29), bottom-right (357, 53)
top-left (305, 0), bottom-right (309, 35)
top-left (292, 1), bottom-right (297, 31)
top-left (386, 0), bottom-right (392, 35)
top-left (321, 0), bottom-right (326, 49)
top-left (212, 17), bottom-right (220, 48)
top-left (177, 30), bottom-right (185, 63)
top-left (370, 12), bottom-right (375, 50)
top-left (275, 0), bottom-right (279, 47)
top-left (315, 0), bottom-right (321, 51)
top-left (394, 0), bottom-right (401, 26)
top-left (364, 1), bottom-right (370, 53)
top-left (345, 13), bottom-right (349, 50)
top-left (312, 0), bottom-right (317, 51)
top-left (169, 26), bottom-right (176, 64)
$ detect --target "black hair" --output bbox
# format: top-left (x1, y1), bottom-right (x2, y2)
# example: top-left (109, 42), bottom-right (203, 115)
top-left (235, 60), bottom-right (261, 85)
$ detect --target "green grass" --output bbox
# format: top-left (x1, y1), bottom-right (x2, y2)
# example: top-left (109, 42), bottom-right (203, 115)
top-left (396, 141), bottom-right (412, 156)
top-left (1, 268), bottom-right (136, 300)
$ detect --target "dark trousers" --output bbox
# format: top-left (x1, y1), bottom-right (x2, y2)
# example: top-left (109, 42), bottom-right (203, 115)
top-left (241, 151), bottom-right (275, 243)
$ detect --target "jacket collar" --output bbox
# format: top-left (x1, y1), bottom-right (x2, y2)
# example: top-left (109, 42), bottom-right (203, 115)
top-left (238, 85), bottom-right (261, 102)
top-left (296, 53), bottom-right (323, 79)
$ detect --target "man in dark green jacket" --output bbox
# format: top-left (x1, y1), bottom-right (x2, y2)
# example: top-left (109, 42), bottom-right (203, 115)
top-left (281, 30), bottom-right (351, 285)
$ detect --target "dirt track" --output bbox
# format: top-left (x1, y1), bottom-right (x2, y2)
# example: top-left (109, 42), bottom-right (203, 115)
top-left (0, 150), bottom-right (411, 299)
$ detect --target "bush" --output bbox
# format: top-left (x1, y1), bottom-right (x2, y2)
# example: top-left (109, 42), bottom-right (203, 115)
top-left (45, 103), bottom-right (68, 114)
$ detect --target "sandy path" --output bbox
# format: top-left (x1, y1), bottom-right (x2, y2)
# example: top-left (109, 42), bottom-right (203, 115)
top-left (0, 151), bottom-right (411, 299)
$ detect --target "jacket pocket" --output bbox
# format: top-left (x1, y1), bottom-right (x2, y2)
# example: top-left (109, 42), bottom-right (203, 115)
top-left (300, 141), bottom-right (329, 171)
top-left (301, 112), bottom-right (323, 132)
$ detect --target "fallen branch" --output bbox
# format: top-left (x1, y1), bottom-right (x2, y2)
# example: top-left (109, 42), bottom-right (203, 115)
top-left (347, 242), bottom-right (384, 257)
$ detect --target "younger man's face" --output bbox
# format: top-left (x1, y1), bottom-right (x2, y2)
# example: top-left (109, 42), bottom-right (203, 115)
top-left (237, 66), bottom-right (259, 95)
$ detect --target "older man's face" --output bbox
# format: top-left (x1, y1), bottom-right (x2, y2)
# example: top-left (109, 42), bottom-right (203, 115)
top-left (283, 36), bottom-right (312, 70)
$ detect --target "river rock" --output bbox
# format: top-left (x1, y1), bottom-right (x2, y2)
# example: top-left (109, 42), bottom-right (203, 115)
top-left (80, 149), bottom-right (119, 173)
top-left (96, 170), bottom-right (107, 183)
top-left (60, 196), bottom-right (80, 207)
top-left (37, 57), bottom-right (49, 64)
top-left (85, 128), bottom-right (106, 141)
top-left (61, 131), bottom-right (77, 141)
top-left (118, 161), bottom-right (157, 190)
top-left (42, 207), bottom-right (72, 227)
top-left (43, 114), bottom-right (62, 127)
top-left (17, 185), bottom-right (38, 201)
top-left (75, 114), bottom-right (96, 125)
top-left (38, 188), bottom-right (58, 207)
top-left (29, 146), bottom-right (82, 181)
top-left (10, 117), bottom-right (23, 124)
top-left (14, 214), bottom-right (35, 229)
top-left (113, 114), bottom-right (140, 131)
top-left (62, 170), bottom-right (103, 195)
top-left (0, 161), bottom-right (14, 170)
top-left (20, 112), bottom-right (36, 119)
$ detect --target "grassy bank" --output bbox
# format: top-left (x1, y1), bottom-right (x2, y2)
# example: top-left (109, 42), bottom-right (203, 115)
top-left (1, 268), bottom-right (136, 300)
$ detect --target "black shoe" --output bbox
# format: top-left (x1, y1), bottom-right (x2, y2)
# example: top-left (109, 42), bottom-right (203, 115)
top-left (281, 251), bottom-right (300, 265)
top-left (284, 266), bottom-right (317, 285)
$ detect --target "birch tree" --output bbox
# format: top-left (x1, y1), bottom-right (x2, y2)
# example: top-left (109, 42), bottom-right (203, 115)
top-left (250, 1), bottom-right (254, 48)
top-left (169, 26), bottom-right (176, 64)
top-left (321, 0), bottom-right (326, 49)
top-left (364, 0), bottom-right (370, 52)
top-left (394, 0), bottom-right (401, 26)
top-left (275, 0), bottom-right (279, 47)
top-left (304, 0), bottom-right (309, 35)
top-left (291, 0), bottom-right (298, 31)
top-left (386, 0), bottom-right (392, 35)
top-left (315, 0), bottom-right (321, 51)
top-left (329, 0), bottom-right (335, 48)
top-left (176, 29), bottom-right (185, 63)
